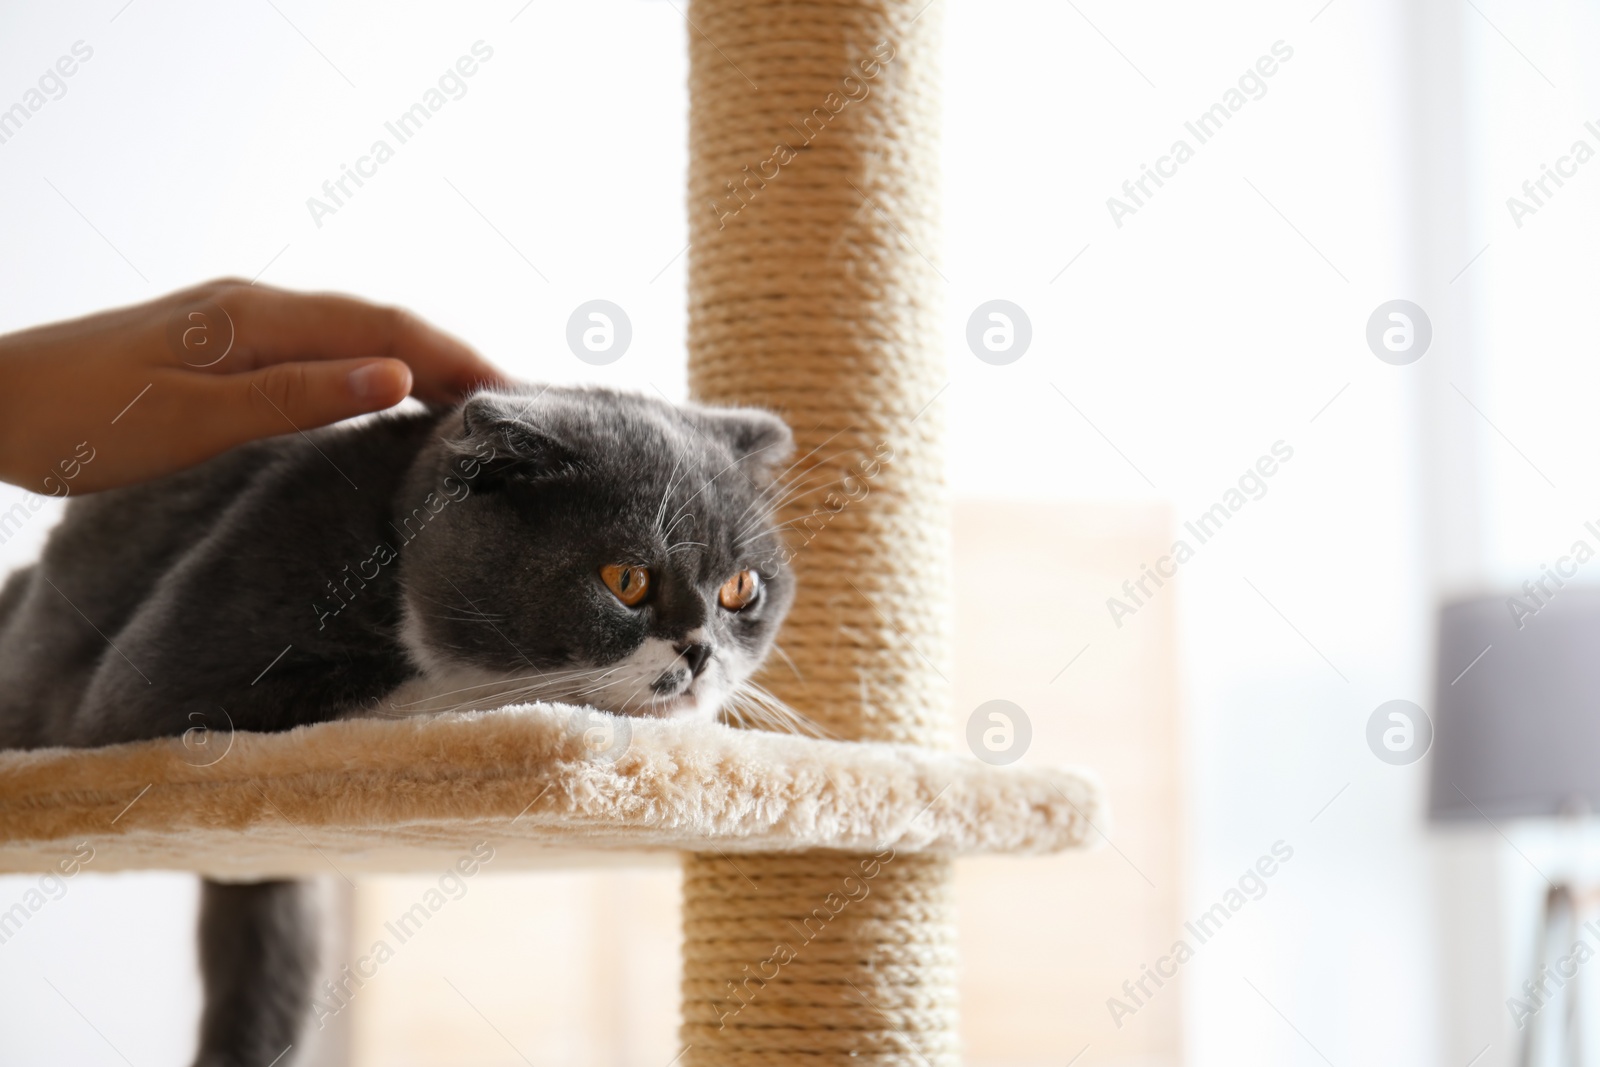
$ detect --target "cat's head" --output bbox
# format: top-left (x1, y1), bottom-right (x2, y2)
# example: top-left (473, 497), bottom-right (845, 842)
top-left (395, 386), bottom-right (795, 722)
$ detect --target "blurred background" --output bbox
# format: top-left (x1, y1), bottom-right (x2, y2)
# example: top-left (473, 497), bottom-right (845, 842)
top-left (2, 0), bottom-right (1596, 1063)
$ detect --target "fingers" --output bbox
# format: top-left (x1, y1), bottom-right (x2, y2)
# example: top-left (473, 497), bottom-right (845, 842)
top-left (198, 283), bottom-right (504, 403)
top-left (55, 359), bottom-right (411, 492)
top-left (200, 358), bottom-right (415, 450)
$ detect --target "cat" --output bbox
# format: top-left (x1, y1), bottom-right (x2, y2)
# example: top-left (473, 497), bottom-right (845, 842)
top-left (0, 384), bottom-right (797, 1066)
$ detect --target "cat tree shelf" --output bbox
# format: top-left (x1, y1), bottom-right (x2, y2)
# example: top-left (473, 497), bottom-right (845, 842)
top-left (0, 704), bottom-right (1103, 877)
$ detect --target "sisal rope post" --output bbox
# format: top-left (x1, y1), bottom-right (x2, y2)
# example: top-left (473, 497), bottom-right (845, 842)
top-left (682, 0), bottom-right (956, 1063)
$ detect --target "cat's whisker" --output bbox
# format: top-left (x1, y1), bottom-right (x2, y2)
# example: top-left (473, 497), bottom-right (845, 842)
top-left (728, 430), bottom-right (857, 529)
top-left (626, 677), bottom-right (653, 709)
top-left (567, 674), bottom-right (635, 701)
top-left (505, 670), bottom-right (627, 704)
top-left (423, 611), bottom-right (508, 627)
top-left (769, 642), bottom-right (803, 682)
top-left (407, 589), bottom-right (506, 619)
top-left (735, 500), bottom-right (856, 545)
top-left (667, 446), bottom-right (759, 532)
top-left (663, 510), bottom-right (698, 543)
top-left (572, 663), bottom-right (630, 687)
top-left (413, 674), bottom-right (610, 718)
top-left (666, 541), bottom-right (709, 555)
top-left (737, 681), bottom-right (831, 739)
top-left (730, 474), bottom-right (858, 547)
top-left (724, 691), bottom-right (807, 737)
top-left (732, 468), bottom-right (837, 532)
top-left (425, 604), bottom-right (507, 621)
top-left (384, 664), bottom-right (614, 710)
top-left (735, 425), bottom-right (853, 517)
top-left (723, 693), bottom-right (768, 729)
top-left (654, 452), bottom-right (689, 536)
top-left (738, 461), bottom-right (861, 520)
top-left (408, 662), bottom-right (641, 717)
top-left (515, 663), bottom-right (637, 707)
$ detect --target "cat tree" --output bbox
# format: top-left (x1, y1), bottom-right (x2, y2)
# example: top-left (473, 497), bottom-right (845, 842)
top-left (0, 0), bottom-right (1103, 1062)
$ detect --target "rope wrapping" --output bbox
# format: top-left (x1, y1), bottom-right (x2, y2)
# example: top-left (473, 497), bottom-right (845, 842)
top-left (681, 852), bottom-right (958, 1066)
top-left (685, 0), bottom-right (948, 748)
top-left (684, 0), bottom-right (956, 1061)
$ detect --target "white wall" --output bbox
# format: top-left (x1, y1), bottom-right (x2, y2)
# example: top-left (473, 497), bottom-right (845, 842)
top-left (943, 1), bottom-right (1438, 1063)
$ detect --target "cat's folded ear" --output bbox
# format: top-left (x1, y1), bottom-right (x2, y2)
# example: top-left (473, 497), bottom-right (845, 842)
top-left (692, 406), bottom-right (794, 481)
top-left (446, 393), bottom-right (579, 485)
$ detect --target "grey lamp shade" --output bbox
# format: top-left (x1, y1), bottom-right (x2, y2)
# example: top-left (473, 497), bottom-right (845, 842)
top-left (1429, 588), bottom-right (1600, 821)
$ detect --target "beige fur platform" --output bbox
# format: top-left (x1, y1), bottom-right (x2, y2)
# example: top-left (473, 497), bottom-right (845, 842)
top-left (0, 704), bottom-right (1103, 877)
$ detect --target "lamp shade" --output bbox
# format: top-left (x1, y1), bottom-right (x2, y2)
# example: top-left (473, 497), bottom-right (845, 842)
top-left (1429, 588), bottom-right (1600, 821)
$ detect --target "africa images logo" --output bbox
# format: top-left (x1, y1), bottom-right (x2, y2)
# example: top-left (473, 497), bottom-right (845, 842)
top-left (1105, 40), bottom-right (1294, 229)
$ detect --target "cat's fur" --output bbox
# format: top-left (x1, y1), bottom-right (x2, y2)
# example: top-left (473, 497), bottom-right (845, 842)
top-left (0, 385), bottom-right (795, 1066)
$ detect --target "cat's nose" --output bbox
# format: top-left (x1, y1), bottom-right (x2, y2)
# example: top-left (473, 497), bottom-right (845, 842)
top-left (677, 641), bottom-right (712, 678)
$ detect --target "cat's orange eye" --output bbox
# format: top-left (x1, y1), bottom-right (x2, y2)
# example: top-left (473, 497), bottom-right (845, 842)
top-left (718, 569), bottom-right (760, 611)
top-left (601, 564), bottom-right (651, 606)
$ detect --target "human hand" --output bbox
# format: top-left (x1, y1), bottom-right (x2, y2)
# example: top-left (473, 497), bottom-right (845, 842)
top-left (0, 279), bottom-right (504, 495)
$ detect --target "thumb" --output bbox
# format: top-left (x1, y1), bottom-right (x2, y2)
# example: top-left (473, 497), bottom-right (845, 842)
top-left (233, 358), bottom-right (413, 437)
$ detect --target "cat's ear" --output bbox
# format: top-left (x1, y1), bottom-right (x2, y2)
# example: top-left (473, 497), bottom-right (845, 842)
top-left (693, 406), bottom-right (794, 481)
top-left (447, 393), bottom-right (579, 485)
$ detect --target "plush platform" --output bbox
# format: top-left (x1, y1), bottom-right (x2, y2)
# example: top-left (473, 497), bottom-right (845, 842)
top-left (0, 704), bottom-right (1104, 877)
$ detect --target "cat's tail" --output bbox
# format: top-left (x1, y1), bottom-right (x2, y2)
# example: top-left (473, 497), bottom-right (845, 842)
top-left (195, 879), bottom-right (326, 1067)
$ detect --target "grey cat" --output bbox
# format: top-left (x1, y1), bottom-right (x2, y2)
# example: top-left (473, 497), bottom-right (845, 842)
top-left (0, 385), bottom-right (795, 1066)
